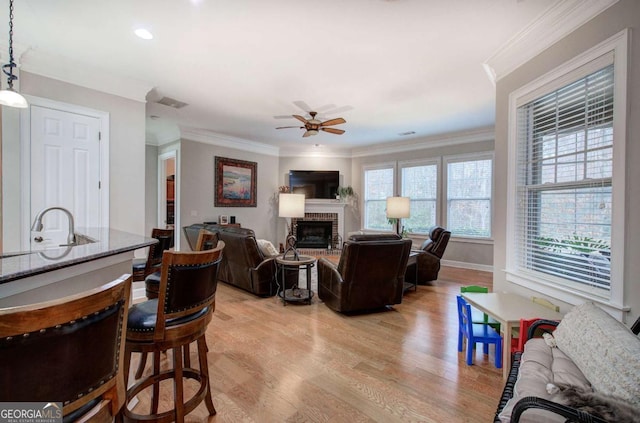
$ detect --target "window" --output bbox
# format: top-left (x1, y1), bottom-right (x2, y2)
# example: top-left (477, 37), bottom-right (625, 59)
top-left (445, 156), bottom-right (492, 238)
top-left (515, 64), bottom-right (613, 291)
top-left (507, 30), bottom-right (628, 307)
top-left (400, 161), bottom-right (438, 233)
top-left (363, 165), bottom-right (394, 230)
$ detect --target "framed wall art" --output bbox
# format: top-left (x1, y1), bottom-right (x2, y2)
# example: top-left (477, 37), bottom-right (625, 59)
top-left (214, 156), bottom-right (257, 207)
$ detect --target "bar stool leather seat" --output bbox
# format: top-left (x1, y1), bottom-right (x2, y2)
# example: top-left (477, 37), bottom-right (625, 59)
top-left (127, 299), bottom-right (209, 332)
top-left (144, 271), bottom-right (162, 299)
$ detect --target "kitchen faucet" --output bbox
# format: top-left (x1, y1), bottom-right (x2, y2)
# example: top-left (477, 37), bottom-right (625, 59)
top-left (31, 207), bottom-right (77, 246)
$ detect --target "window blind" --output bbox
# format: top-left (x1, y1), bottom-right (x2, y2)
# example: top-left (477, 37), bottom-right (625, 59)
top-left (515, 64), bottom-right (614, 290)
top-left (401, 163), bottom-right (437, 233)
top-left (364, 167), bottom-right (394, 230)
top-left (447, 158), bottom-right (492, 238)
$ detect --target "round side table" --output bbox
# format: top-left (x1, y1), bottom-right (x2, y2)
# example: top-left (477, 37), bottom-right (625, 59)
top-left (275, 254), bottom-right (316, 305)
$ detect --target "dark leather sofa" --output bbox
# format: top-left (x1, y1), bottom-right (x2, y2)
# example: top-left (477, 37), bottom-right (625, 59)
top-left (416, 225), bottom-right (451, 283)
top-left (184, 223), bottom-right (295, 297)
top-left (317, 233), bottom-right (412, 313)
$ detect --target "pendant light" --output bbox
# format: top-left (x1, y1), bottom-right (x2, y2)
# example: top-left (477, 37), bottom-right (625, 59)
top-left (0, 0), bottom-right (28, 108)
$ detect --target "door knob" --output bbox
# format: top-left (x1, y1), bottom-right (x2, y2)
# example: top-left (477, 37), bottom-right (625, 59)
top-left (34, 236), bottom-right (44, 243)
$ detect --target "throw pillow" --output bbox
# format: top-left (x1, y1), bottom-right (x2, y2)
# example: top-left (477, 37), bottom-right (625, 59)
top-left (256, 239), bottom-right (278, 256)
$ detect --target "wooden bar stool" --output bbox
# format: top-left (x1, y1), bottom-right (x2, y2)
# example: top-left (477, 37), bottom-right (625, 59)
top-left (122, 243), bottom-right (224, 423)
top-left (132, 227), bottom-right (174, 284)
top-left (143, 229), bottom-right (215, 299)
top-left (0, 275), bottom-right (132, 422)
top-left (133, 229), bottom-right (219, 379)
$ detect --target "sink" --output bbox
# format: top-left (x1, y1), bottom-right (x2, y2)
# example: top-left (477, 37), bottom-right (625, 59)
top-left (1, 233), bottom-right (98, 258)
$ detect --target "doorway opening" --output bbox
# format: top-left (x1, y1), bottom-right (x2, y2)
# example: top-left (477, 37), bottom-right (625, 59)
top-left (158, 151), bottom-right (178, 248)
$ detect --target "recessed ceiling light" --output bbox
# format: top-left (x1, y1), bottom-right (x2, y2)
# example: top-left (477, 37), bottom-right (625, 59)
top-left (134, 28), bottom-right (154, 40)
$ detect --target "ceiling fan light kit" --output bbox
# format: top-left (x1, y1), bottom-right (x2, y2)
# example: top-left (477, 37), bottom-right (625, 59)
top-left (276, 110), bottom-right (346, 138)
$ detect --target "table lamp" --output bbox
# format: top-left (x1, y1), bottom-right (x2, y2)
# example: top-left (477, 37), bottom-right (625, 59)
top-left (279, 193), bottom-right (305, 260)
top-left (386, 196), bottom-right (410, 236)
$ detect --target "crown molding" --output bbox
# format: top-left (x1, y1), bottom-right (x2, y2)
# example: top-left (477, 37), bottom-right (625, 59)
top-left (483, 0), bottom-right (619, 83)
top-left (179, 126), bottom-right (280, 157)
top-left (146, 130), bottom-right (181, 147)
top-left (18, 48), bottom-right (153, 102)
top-left (351, 127), bottom-right (495, 158)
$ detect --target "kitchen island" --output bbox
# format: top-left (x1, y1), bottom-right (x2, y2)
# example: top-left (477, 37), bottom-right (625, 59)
top-left (0, 228), bottom-right (156, 307)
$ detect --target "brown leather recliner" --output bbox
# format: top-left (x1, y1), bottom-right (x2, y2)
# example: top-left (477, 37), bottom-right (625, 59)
top-left (416, 225), bottom-right (451, 283)
top-left (184, 223), bottom-right (294, 296)
top-left (317, 233), bottom-right (412, 313)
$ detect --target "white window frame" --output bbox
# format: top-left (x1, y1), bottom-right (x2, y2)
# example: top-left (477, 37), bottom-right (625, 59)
top-left (505, 30), bottom-right (628, 318)
top-left (362, 162), bottom-right (396, 232)
top-left (399, 158), bottom-right (441, 235)
top-left (443, 152), bottom-right (494, 241)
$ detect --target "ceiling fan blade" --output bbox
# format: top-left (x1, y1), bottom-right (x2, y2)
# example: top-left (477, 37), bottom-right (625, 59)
top-left (276, 126), bottom-right (303, 129)
top-left (321, 117), bottom-right (346, 126)
top-left (292, 114), bottom-right (308, 124)
top-left (302, 131), bottom-right (314, 138)
top-left (293, 101), bottom-right (312, 113)
top-left (321, 127), bottom-right (345, 135)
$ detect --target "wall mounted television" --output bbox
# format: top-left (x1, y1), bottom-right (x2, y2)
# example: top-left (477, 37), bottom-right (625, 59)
top-left (288, 170), bottom-right (339, 199)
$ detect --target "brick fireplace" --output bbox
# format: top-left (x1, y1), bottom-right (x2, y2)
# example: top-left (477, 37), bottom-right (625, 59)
top-left (292, 213), bottom-right (338, 248)
top-left (289, 200), bottom-right (346, 250)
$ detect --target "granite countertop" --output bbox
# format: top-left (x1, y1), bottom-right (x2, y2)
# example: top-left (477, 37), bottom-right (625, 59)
top-left (0, 228), bottom-right (157, 285)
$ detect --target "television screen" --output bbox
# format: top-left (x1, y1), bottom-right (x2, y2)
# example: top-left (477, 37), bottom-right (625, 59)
top-left (288, 170), bottom-right (339, 199)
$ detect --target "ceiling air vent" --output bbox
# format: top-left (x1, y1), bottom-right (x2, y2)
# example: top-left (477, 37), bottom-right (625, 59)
top-left (156, 96), bottom-right (188, 109)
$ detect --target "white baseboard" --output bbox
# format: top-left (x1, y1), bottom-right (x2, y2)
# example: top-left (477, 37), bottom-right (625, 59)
top-left (132, 282), bottom-right (146, 303)
top-left (441, 259), bottom-right (493, 273)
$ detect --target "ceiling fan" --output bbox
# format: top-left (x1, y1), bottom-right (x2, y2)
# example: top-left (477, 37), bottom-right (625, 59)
top-left (276, 111), bottom-right (346, 137)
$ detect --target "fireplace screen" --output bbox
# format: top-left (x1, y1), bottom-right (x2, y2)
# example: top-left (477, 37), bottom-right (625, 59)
top-left (296, 221), bottom-right (332, 248)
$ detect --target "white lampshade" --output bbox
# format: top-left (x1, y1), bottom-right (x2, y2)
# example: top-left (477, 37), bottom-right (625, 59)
top-left (0, 88), bottom-right (28, 108)
top-left (279, 193), bottom-right (305, 218)
top-left (386, 196), bottom-right (411, 219)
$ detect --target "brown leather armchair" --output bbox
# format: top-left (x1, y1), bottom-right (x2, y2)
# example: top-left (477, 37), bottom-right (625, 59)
top-left (317, 234), bottom-right (412, 313)
top-left (184, 223), bottom-right (295, 296)
top-left (416, 225), bottom-right (451, 282)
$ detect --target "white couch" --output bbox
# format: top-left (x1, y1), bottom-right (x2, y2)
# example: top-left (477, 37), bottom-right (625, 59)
top-left (496, 302), bottom-right (640, 423)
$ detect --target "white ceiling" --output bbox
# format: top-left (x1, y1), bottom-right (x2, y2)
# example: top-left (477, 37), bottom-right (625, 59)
top-left (3, 0), bottom-right (568, 154)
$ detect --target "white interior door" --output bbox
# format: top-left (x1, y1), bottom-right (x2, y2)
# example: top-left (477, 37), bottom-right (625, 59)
top-left (30, 105), bottom-right (102, 249)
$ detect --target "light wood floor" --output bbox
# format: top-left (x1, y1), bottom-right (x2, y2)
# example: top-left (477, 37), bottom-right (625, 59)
top-left (129, 266), bottom-right (503, 422)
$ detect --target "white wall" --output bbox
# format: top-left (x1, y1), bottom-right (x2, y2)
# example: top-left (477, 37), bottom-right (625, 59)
top-left (17, 72), bottom-right (147, 236)
top-left (493, 0), bottom-right (640, 324)
top-left (178, 139), bottom-right (280, 248)
top-left (145, 145), bottom-right (159, 237)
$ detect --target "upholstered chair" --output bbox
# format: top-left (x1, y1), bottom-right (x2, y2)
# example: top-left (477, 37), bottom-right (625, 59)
top-left (183, 223), bottom-right (297, 296)
top-left (317, 233), bottom-right (412, 313)
top-left (416, 225), bottom-right (451, 282)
